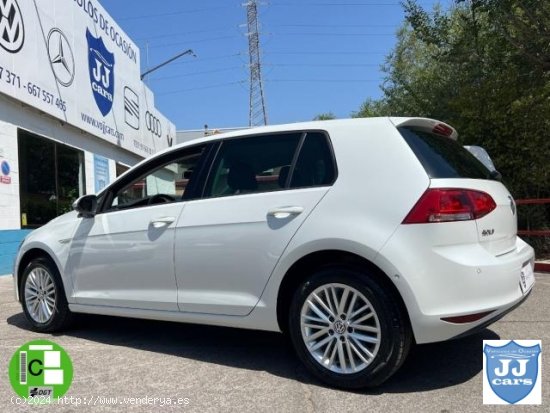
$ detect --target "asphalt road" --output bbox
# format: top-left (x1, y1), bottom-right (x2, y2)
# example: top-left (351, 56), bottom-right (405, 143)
top-left (0, 274), bottom-right (548, 412)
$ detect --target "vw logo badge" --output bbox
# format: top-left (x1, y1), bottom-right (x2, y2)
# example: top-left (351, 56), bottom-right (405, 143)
top-left (0, 0), bottom-right (24, 53)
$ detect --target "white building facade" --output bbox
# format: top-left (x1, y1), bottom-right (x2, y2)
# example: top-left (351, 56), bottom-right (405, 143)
top-left (0, 0), bottom-right (175, 274)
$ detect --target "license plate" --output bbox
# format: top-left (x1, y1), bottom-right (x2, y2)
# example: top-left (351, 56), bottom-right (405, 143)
top-left (519, 262), bottom-right (535, 294)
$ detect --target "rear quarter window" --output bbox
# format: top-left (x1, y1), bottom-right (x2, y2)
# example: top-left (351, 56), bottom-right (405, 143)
top-left (398, 126), bottom-right (491, 179)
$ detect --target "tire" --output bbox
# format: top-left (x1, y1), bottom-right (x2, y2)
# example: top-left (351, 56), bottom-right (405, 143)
top-left (288, 267), bottom-right (411, 389)
top-left (20, 257), bottom-right (73, 332)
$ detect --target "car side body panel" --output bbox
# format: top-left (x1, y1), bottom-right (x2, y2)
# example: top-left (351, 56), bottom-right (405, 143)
top-left (13, 117), bottom-right (535, 346)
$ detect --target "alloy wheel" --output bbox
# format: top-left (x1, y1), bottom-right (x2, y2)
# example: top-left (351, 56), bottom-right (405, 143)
top-left (24, 267), bottom-right (57, 324)
top-left (300, 283), bottom-right (381, 374)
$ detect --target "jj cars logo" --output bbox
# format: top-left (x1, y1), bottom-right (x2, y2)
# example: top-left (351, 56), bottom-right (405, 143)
top-left (483, 340), bottom-right (542, 404)
top-left (0, 0), bottom-right (24, 53)
top-left (86, 29), bottom-right (115, 116)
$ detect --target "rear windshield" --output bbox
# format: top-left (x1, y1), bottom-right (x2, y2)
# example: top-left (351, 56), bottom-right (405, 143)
top-left (398, 127), bottom-right (492, 179)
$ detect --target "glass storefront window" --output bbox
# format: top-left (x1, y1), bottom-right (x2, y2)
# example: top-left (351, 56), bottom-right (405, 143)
top-left (18, 130), bottom-right (85, 228)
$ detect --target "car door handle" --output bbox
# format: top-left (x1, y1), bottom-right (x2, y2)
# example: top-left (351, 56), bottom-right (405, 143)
top-left (150, 216), bottom-right (176, 228)
top-left (267, 206), bottom-right (304, 219)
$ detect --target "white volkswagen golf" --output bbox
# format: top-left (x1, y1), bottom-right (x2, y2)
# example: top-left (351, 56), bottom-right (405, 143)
top-left (14, 117), bottom-right (535, 389)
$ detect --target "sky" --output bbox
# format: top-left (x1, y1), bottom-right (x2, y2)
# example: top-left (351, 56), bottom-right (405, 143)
top-left (101, 0), bottom-right (450, 130)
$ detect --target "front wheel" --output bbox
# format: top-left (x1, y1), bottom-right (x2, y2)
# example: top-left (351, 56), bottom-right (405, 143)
top-left (288, 267), bottom-right (411, 389)
top-left (21, 257), bottom-right (73, 332)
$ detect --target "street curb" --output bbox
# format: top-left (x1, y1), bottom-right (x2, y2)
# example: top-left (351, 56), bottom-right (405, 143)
top-left (535, 262), bottom-right (550, 273)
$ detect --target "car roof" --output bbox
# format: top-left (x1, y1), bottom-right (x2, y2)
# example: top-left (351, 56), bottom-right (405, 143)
top-left (114, 117), bottom-right (455, 185)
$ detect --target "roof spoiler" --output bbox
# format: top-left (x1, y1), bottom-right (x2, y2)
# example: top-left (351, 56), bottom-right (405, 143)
top-left (390, 117), bottom-right (459, 140)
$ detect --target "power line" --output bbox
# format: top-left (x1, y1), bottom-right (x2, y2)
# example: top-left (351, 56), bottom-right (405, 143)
top-left (266, 51), bottom-right (386, 55)
top-left (269, 2), bottom-right (402, 6)
top-left (135, 25), bottom-right (395, 43)
top-left (266, 79), bottom-right (381, 82)
top-left (277, 24), bottom-right (397, 28)
top-left (265, 63), bottom-right (380, 67)
top-left (157, 81), bottom-right (247, 96)
top-left (168, 53), bottom-right (244, 66)
top-left (147, 36), bottom-right (241, 50)
top-left (119, 6), bottom-right (236, 21)
top-left (149, 66), bottom-right (244, 82)
top-left (274, 32), bottom-right (395, 36)
top-left (134, 29), bottom-right (235, 42)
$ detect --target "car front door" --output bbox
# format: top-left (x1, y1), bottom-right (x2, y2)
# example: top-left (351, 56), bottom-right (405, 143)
top-left (69, 144), bottom-right (208, 311)
top-left (175, 131), bottom-right (337, 315)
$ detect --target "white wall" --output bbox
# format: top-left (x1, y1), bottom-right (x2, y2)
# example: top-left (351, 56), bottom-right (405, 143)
top-left (0, 122), bottom-right (20, 230)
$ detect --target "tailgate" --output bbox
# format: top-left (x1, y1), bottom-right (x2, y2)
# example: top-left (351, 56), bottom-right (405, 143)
top-left (431, 179), bottom-right (517, 256)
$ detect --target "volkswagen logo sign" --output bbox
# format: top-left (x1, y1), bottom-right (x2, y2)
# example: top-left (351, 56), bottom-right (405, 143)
top-left (145, 111), bottom-right (162, 138)
top-left (47, 28), bottom-right (75, 87)
top-left (0, 0), bottom-right (24, 53)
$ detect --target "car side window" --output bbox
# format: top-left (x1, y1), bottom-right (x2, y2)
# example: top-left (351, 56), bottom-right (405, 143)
top-left (106, 145), bottom-right (205, 211)
top-left (204, 133), bottom-right (302, 198)
top-left (290, 132), bottom-right (336, 188)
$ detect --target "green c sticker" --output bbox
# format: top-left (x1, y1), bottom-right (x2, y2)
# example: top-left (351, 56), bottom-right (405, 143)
top-left (9, 339), bottom-right (73, 401)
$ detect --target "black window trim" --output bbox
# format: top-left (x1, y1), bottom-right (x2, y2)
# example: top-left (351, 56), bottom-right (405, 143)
top-left (285, 132), bottom-right (307, 188)
top-left (290, 130), bottom-right (338, 190)
top-left (198, 128), bottom-right (338, 200)
top-left (97, 142), bottom-right (215, 214)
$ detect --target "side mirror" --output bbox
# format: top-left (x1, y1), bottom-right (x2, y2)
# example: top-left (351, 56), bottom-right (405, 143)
top-left (464, 145), bottom-right (502, 181)
top-left (72, 195), bottom-right (98, 218)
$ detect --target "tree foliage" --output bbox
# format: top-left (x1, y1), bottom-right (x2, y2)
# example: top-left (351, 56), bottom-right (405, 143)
top-left (313, 112), bottom-right (337, 121)
top-left (355, 0), bottom-right (550, 253)
top-left (356, 0), bottom-right (550, 197)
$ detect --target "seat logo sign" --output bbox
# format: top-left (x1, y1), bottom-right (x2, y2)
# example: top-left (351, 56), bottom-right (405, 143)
top-left (124, 86), bottom-right (139, 130)
top-left (86, 29), bottom-right (115, 116)
top-left (483, 340), bottom-right (541, 404)
top-left (9, 340), bottom-right (73, 402)
top-left (0, 0), bottom-right (24, 53)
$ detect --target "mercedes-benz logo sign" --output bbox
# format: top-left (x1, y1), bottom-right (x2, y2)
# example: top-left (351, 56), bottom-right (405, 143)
top-left (47, 28), bottom-right (75, 87)
top-left (145, 111), bottom-right (162, 138)
top-left (0, 0), bottom-right (24, 53)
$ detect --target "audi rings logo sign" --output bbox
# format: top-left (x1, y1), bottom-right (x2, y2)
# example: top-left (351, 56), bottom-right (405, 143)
top-left (145, 111), bottom-right (162, 137)
top-left (0, 0), bottom-right (24, 53)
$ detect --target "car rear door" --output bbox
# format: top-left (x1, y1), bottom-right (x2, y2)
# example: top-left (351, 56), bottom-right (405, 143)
top-left (174, 131), bottom-right (337, 315)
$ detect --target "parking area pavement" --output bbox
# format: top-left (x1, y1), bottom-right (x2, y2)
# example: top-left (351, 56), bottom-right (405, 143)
top-left (0, 274), bottom-right (548, 412)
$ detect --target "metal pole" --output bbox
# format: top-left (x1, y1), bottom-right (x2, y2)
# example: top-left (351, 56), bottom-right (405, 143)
top-left (140, 49), bottom-right (196, 80)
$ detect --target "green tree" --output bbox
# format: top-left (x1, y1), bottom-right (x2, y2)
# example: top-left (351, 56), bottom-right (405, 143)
top-left (313, 112), bottom-right (337, 121)
top-left (356, 0), bottom-right (550, 254)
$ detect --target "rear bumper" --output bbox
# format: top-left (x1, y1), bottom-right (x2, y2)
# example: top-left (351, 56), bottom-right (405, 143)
top-left (450, 289), bottom-right (531, 340)
top-left (376, 232), bottom-right (535, 344)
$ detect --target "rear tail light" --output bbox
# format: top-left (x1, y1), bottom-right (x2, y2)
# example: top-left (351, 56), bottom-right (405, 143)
top-left (432, 123), bottom-right (454, 137)
top-left (402, 188), bottom-right (496, 224)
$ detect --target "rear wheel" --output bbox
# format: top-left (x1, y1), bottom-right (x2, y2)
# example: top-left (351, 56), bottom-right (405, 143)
top-left (21, 257), bottom-right (73, 332)
top-left (288, 267), bottom-right (411, 388)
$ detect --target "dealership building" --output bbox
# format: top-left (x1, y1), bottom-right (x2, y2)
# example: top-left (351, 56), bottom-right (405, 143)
top-left (0, 0), bottom-right (175, 274)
